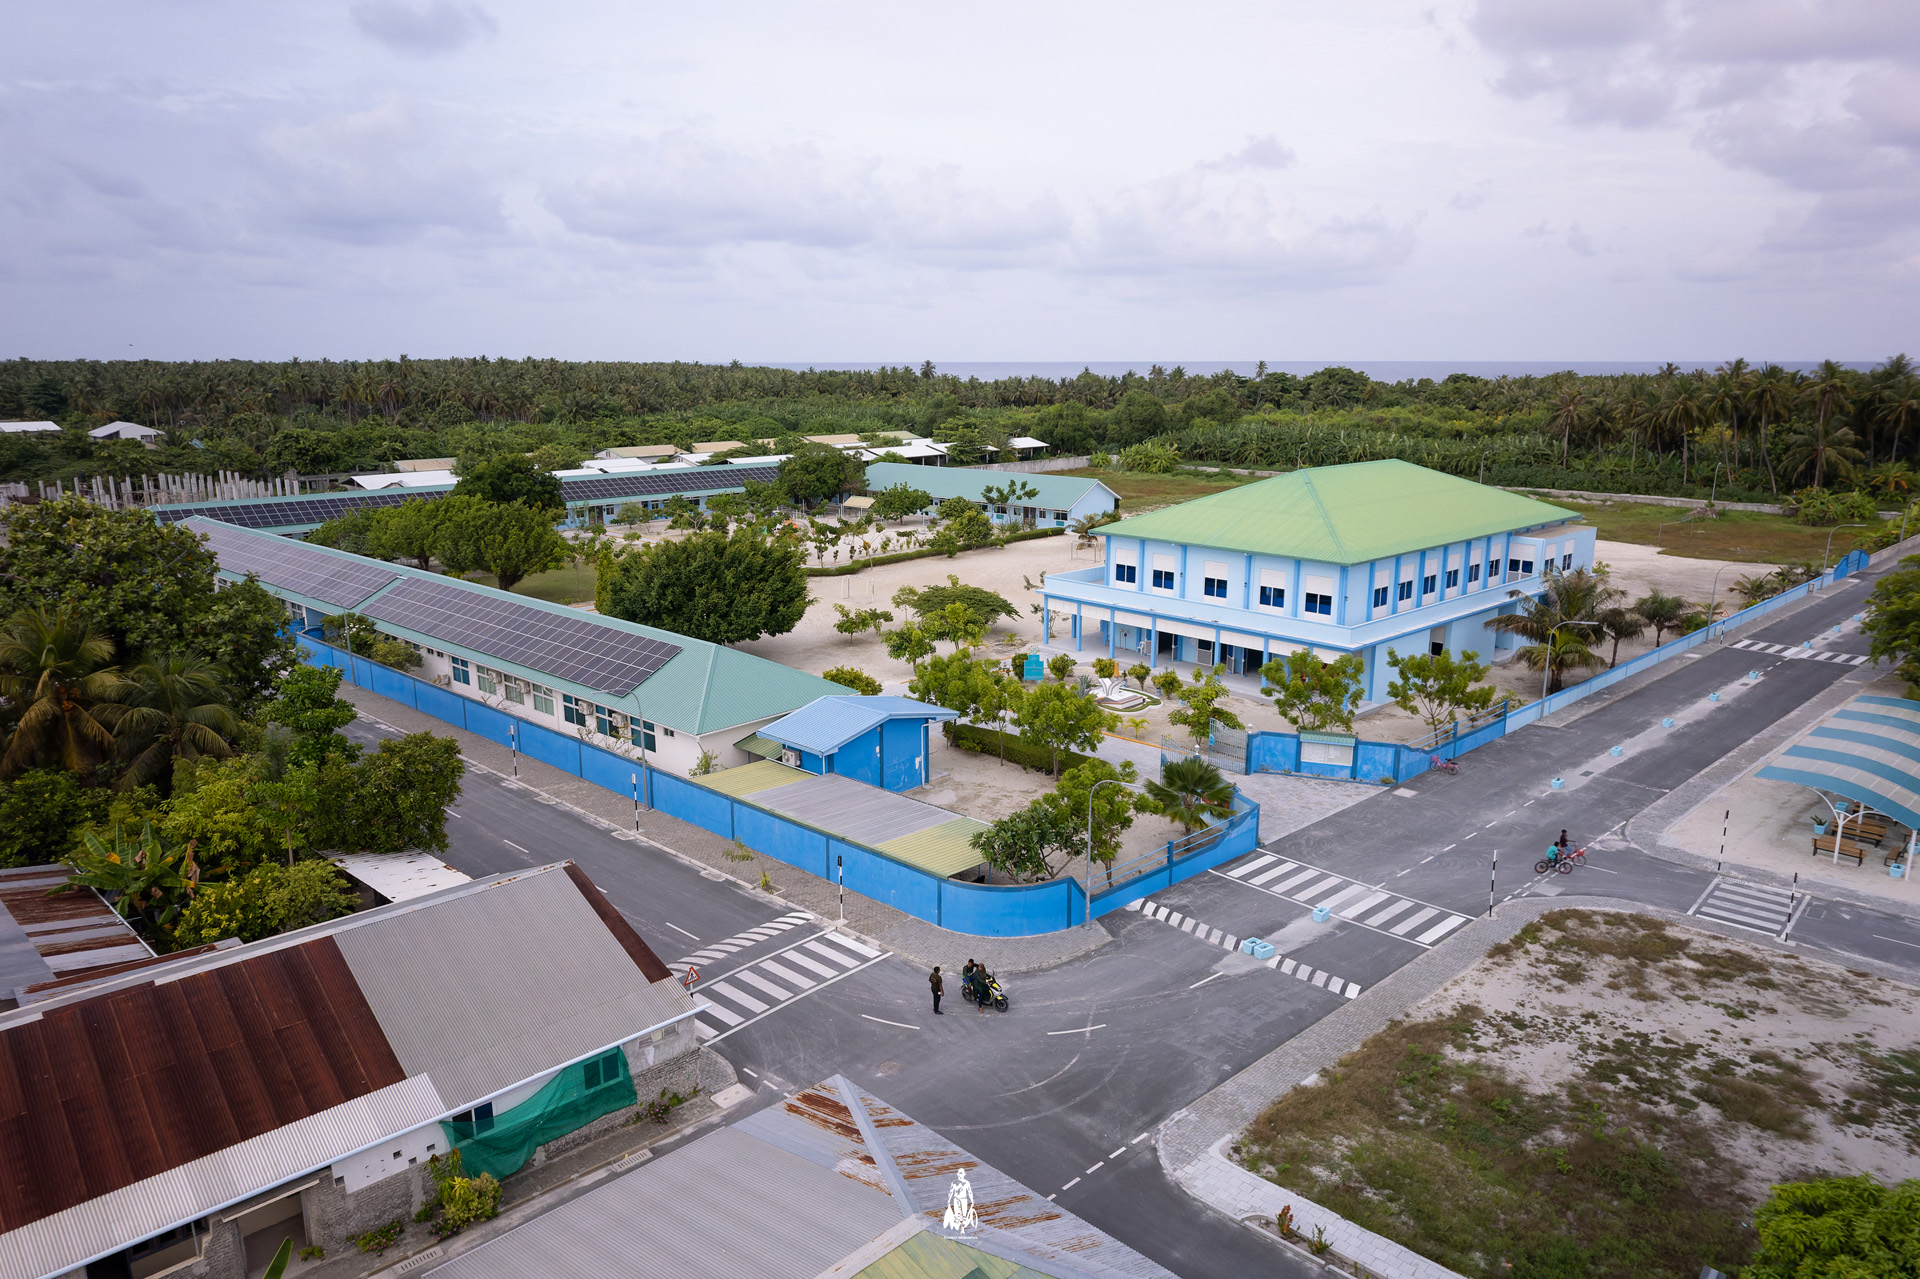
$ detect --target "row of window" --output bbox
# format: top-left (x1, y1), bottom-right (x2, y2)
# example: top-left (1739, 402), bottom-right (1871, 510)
top-left (1113, 548), bottom-right (1576, 619)
top-left (561, 693), bottom-right (668, 749)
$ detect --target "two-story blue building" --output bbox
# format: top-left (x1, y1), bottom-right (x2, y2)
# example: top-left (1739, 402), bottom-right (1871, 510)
top-left (1037, 459), bottom-right (1595, 703)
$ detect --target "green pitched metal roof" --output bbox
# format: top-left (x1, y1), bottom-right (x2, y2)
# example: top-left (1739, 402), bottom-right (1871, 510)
top-left (874, 816), bottom-right (993, 877)
top-left (1098, 459), bottom-right (1577, 564)
top-left (862, 462), bottom-right (1115, 512)
top-left (690, 758), bottom-right (807, 796)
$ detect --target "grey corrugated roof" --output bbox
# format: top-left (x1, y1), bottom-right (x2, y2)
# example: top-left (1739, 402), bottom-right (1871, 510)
top-left (332, 866), bottom-right (695, 1105)
top-left (424, 1126), bottom-right (900, 1279)
top-left (862, 462), bottom-right (1115, 511)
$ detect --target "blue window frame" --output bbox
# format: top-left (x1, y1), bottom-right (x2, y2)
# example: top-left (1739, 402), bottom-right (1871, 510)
top-left (1203, 576), bottom-right (1227, 599)
top-left (1304, 592), bottom-right (1333, 616)
top-left (633, 719), bottom-right (658, 752)
top-left (563, 694), bottom-right (588, 728)
top-left (1260, 585), bottom-right (1285, 608)
top-left (595, 703), bottom-right (616, 737)
top-left (1467, 563), bottom-right (1481, 583)
top-left (1445, 568), bottom-right (1459, 588)
top-left (1422, 574), bottom-right (1437, 595)
top-left (1397, 581), bottom-right (1413, 602)
top-left (1489, 561), bottom-right (1503, 580)
top-left (449, 655), bottom-right (471, 686)
top-left (1151, 569), bottom-right (1175, 590)
top-left (1372, 585), bottom-right (1388, 608)
top-left (1114, 563), bottom-right (1137, 584)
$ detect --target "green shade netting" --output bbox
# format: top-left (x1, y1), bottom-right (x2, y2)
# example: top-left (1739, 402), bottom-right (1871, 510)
top-left (441, 1049), bottom-right (637, 1181)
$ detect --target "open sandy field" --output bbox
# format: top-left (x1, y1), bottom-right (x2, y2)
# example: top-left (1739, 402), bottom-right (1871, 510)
top-left (1236, 908), bottom-right (1920, 1278)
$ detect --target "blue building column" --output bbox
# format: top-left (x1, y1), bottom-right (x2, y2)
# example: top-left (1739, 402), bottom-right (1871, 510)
top-left (1073, 605), bottom-right (1084, 652)
top-left (1149, 616), bottom-right (1159, 669)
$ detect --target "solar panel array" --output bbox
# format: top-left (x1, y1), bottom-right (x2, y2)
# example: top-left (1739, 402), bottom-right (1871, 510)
top-left (186, 517), bottom-right (401, 609)
top-left (148, 466), bottom-right (782, 529)
top-left (361, 577), bottom-right (682, 695)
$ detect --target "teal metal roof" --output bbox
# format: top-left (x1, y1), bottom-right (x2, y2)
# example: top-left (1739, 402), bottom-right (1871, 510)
top-left (1758, 695), bottom-right (1920, 831)
top-left (197, 519), bottom-right (843, 735)
top-left (861, 462), bottom-right (1115, 512)
top-left (1097, 459), bottom-right (1577, 564)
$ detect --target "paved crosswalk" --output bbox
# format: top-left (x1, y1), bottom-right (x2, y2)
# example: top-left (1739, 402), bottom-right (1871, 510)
top-left (689, 929), bottom-right (885, 1041)
top-left (1689, 876), bottom-right (1801, 937)
top-left (1214, 853), bottom-right (1472, 947)
top-left (1730, 638), bottom-right (1869, 665)
top-left (1121, 899), bottom-right (1363, 998)
top-left (669, 910), bottom-right (814, 974)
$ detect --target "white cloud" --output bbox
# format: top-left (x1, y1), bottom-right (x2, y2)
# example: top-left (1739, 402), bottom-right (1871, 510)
top-left (350, 1), bottom-right (496, 57)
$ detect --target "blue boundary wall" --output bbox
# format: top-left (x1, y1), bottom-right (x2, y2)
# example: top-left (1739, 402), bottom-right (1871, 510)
top-left (295, 636), bottom-right (1261, 936)
top-left (1245, 548), bottom-right (1874, 785)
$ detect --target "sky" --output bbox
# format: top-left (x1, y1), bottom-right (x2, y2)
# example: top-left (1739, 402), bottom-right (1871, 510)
top-left (3, 1), bottom-right (1918, 364)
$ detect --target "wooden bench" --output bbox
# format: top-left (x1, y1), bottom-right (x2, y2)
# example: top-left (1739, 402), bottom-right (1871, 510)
top-left (1835, 815), bottom-right (1888, 843)
top-left (1812, 833), bottom-right (1872, 866)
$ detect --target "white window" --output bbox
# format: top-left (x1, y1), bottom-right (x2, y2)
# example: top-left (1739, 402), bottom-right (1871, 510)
top-left (530, 684), bottom-right (555, 715)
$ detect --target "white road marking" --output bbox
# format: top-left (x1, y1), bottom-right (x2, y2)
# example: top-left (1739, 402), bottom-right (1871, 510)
top-left (1061, 1178), bottom-right (1081, 1190)
top-left (759, 960), bottom-right (815, 989)
top-left (781, 951), bottom-right (840, 980)
top-left (1047, 1024), bottom-right (1108, 1035)
top-left (1228, 854), bottom-right (1278, 878)
top-left (804, 940), bottom-right (864, 968)
top-left (695, 1000), bottom-right (742, 1026)
top-left (1391, 907), bottom-right (1440, 936)
top-left (663, 921), bottom-right (699, 940)
top-left (734, 969), bottom-right (793, 1000)
top-left (1189, 972), bottom-right (1226, 989)
top-left (1416, 915), bottom-right (1470, 944)
top-left (1086, 1161), bottom-right (1105, 1174)
top-left (860, 1014), bottom-right (920, 1030)
top-left (705, 981), bottom-right (767, 1014)
top-left (503, 839), bottom-right (528, 853)
top-left (1872, 934), bottom-right (1920, 950)
top-left (1110, 1147), bottom-right (1126, 1158)
top-left (1132, 1133), bottom-right (1149, 1143)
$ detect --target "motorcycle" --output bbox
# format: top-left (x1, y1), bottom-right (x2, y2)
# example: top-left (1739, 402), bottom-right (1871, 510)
top-left (960, 970), bottom-right (1009, 1011)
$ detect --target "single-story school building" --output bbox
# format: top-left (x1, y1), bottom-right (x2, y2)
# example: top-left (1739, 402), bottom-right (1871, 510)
top-left (861, 461), bottom-right (1118, 528)
top-left (1038, 459), bottom-right (1595, 703)
top-left (187, 517), bottom-right (847, 774)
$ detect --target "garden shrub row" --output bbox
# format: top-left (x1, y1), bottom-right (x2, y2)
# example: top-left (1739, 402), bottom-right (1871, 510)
top-left (804, 525), bottom-right (1064, 576)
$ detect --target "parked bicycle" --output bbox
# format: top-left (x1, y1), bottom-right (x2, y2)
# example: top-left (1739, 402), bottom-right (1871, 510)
top-left (1429, 754), bottom-right (1459, 775)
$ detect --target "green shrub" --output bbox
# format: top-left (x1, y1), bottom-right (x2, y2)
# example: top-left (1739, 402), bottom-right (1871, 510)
top-left (173, 860), bottom-right (359, 949)
top-left (946, 723), bottom-right (1096, 774)
top-left (822, 666), bottom-right (883, 695)
top-left (354, 1221), bottom-right (403, 1255)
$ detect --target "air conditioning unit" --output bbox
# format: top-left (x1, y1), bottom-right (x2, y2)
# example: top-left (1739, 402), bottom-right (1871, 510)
top-left (781, 749), bottom-right (800, 769)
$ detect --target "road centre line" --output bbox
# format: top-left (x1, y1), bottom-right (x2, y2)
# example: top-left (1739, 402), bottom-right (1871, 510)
top-left (861, 1014), bottom-right (920, 1030)
top-left (663, 921), bottom-right (699, 940)
top-left (1109, 1147), bottom-right (1126, 1159)
top-left (502, 839), bottom-right (528, 853)
top-left (1189, 972), bottom-right (1225, 989)
top-left (1132, 1133), bottom-right (1149, 1143)
top-left (1086, 1161), bottom-right (1105, 1174)
top-left (1046, 1024), bottom-right (1108, 1035)
top-left (1061, 1178), bottom-right (1080, 1191)
top-left (1872, 933), bottom-right (1920, 950)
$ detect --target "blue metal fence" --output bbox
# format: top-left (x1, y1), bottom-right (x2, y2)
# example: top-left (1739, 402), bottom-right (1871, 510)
top-left (1245, 547), bottom-right (1875, 782)
top-left (296, 636), bottom-right (1261, 935)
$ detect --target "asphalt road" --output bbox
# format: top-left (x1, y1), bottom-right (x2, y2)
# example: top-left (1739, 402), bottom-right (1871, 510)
top-left (348, 559), bottom-right (1920, 1279)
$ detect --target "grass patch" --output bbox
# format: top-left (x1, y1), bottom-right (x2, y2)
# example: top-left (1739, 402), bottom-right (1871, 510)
top-left (1055, 466), bottom-right (1257, 511)
top-left (1546, 500), bottom-right (1860, 564)
top-left (467, 562), bottom-right (599, 605)
top-left (1239, 1009), bottom-right (1754, 1278)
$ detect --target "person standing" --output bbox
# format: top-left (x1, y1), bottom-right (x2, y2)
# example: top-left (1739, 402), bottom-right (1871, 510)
top-left (930, 965), bottom-right (944, 1015)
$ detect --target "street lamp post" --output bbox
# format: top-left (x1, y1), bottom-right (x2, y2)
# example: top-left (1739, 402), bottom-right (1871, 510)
top-left (1084, 778), bottom-right (1128, 927)
top-left (1707, 562), bottom-right (1735, 641)
top-left (1540, 620), bottom-right (1602, 712)
top-left (1823, 523), bottom-right (1867, 573)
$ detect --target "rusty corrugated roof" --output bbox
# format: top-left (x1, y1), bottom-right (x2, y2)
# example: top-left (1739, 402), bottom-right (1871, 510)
top-left (0, 867), bottom-right (152, 1001)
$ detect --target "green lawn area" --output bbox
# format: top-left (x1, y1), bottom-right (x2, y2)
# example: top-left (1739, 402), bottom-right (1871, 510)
top-left (1057, 467), bottom-right (1258, 511)
top-left (1546, 499), bottom-right (1865, 565)
top-left (466, 562), bottom-right (598, 605)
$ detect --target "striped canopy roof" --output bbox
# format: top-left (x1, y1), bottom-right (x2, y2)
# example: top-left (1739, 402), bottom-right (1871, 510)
top-left (1757, 695), bottom-right (1920, 829)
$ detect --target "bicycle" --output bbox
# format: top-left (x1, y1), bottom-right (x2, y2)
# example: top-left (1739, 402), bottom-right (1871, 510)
top-left (1533, 846), bottom-right (1586, 875)
top-left (1429, 754), bottom-right (1459, 775)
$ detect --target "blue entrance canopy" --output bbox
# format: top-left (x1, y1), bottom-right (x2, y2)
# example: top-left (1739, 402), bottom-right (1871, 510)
top-left (1757, 695), bottom-right (1920, 830)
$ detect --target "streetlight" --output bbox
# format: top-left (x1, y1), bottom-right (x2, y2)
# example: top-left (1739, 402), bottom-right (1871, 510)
top-left (1708, 462), bottom-right (1724, 506)
top-left (1707, 562), bottom-right (1736, 641)
top-left (1083, 778), bottom-right (1130, 927)
top-left (1823, 523), bottom-right (1866, 572)
top-left (1540, 620), bottom-right (1601, 712)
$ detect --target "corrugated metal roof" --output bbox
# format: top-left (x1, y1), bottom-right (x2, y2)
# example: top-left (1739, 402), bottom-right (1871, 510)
top-left (862, 463), bottom-right (1114, 512)
top-left (1758, 694), bottom-right (1920, 830)
top-left (1097, 459), bottom-right (1577, 565)
top-left (0, 1074), bottom-right (444, 1279)
top-left (735, 732), bottom-right (786, 760)
top-left (0, 933), bottom-right (408, 1236)
top-left (761, 696), bottom-right (956, 756)
top-left (329, 853), bottom-right (472, 903)
top-left (751, 775), bottom-right (955, 848)
top-left (423, 1126), bottom-right (901, 1279)
top-left (333, 866), bottom-right (691, 1105)
top-left (875, 819), bottom-right (991, 878)
top-left (691, 758), bottom-right (809, 797)
top-left (0, 867), bottom-right (151, 998)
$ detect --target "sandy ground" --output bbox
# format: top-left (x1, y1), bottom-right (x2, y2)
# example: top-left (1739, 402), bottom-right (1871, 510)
top-left (1414, 909), bottom-right (1920, 1198)
top-left (1668, 669), bottom-right (1918, 902)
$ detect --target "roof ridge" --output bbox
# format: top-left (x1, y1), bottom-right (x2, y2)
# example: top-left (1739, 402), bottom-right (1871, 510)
top-left (1298, 468), bottom-right (1348, 560)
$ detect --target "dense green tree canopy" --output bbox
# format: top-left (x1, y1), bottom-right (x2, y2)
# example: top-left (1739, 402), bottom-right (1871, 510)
top-left (452, 453), bottom-right (563, 510)
top-left (601, 528), bottom-right (809, 644)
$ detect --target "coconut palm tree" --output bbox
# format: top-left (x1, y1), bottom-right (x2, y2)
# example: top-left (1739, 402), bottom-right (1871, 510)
top-left (1595, 605), bottom-right (1646, 668)
top-left (101, 654), bottom-right (241, 789)
top-left (1484, 569), bottom-right (1619, 692)
top-left (1633, 590), bottom-right (1695, 647)
top-left (0, 607), bottom-right (126, 778)
top-left (1780, 415), bottom-right (1866, 490)
top-left (1143, 756), bottom-right (1235, 837)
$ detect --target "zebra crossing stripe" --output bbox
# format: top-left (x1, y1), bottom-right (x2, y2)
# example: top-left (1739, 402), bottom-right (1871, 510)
top-left (1391, 906), bottom-right (1440, 936)
top-left (1340, 891), bottom-right (1391, 919)
top-left (706, 980), bottom-right (767, 1013)
top-left (734, 969), bottom-right (793, 1001)
top-left (1228, 854), bottom-right (1278, 878)
top-left (829, 932), bottom-right (883, 958)
top-left (1247, 861), bottom-right (1298, 886)
top-left (1416, 915), bottom-right (1470, 944)
top-left (1267, 868), bottom-right (1323, 893)
top-left (1363, 899), bottom-right (1418, 927)
top-left (696, 1000), bottom-right (743, 1026)
top-left (803, 940), bottom-right (864, 968)
top-left (1292, 875), bottom-right (1348, 902)
top-left (759, 960), bottom-right (814, 989)
top-left (780, 951), bottom-right (840, 980)
top-left (1316, 884), bottom-right (1370, 912)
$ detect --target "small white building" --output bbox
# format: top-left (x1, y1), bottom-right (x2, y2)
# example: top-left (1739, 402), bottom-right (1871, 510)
top-left (87, 420), bottom-right (164, 446)
top-left (0, 421), bottom-right (61, 434)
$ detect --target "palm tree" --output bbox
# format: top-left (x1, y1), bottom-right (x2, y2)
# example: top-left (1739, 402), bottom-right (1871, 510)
top-left (1802, 359), bottom-right (1857, 486)
top-left (1143, 757), bottom-right (1235, 837)
top-left (1634, 591), bottom-right (1694, 646)
top-left (1733, 573), bottom-right (1779, 608)
top-left (1780, 416), bottom-right (1866, 490)
top-left (1595, 605), bottom-right (1646, 668)
top-left (1485, 568), bottom-right (1619, 692)
top-left (101, 654), bottom-right (241, 789)
top-left (1546, 381), bottom-right (1588, 468)
top-left (0, 607), bottom-right (126, 778)
top-left (1747, 364), bottom-right (1800, 497)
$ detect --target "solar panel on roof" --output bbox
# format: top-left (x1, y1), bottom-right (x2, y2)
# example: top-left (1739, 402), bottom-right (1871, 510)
top-left (147, 467), bottom-right (780, 530)
top-left (186, 518), bottom-right (401, 609)
top-left (360, 577), bottom-right (681, 695)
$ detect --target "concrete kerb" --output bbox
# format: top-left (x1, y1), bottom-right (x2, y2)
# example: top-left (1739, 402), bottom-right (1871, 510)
top-left (1155, 892), bottom-right (1920, 1278)
top-left (336, 681), bottom-right (1116, 974)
